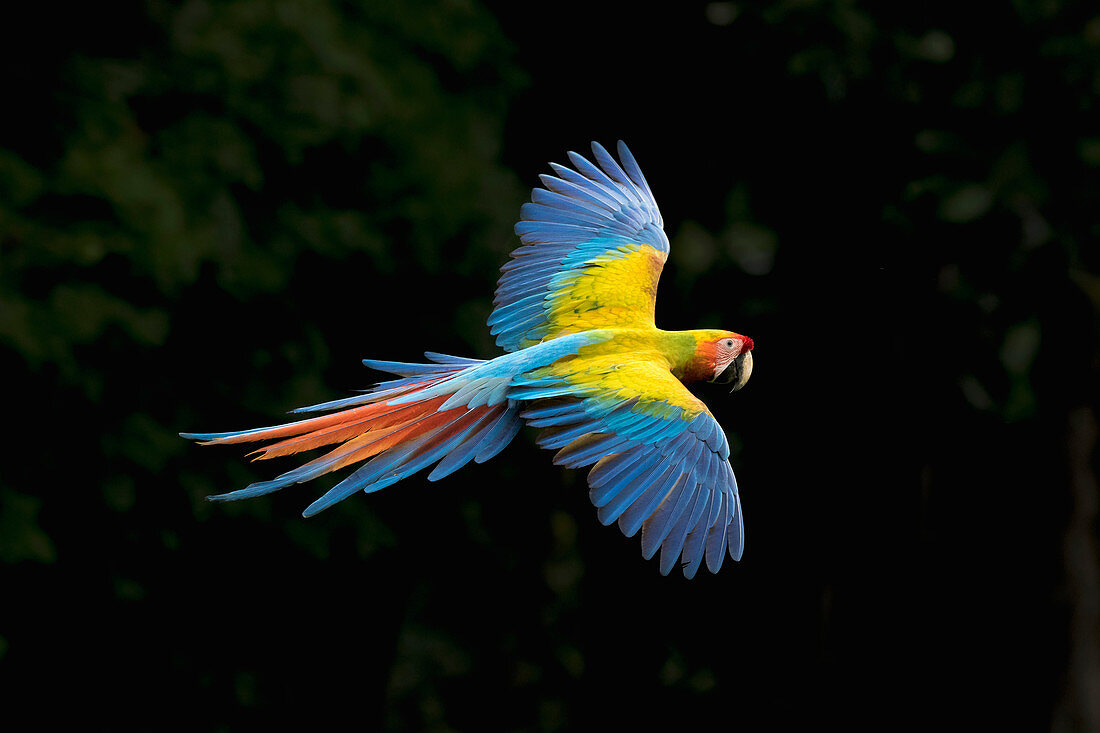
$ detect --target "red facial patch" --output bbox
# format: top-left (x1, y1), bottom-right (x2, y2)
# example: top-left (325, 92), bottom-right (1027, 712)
top-left (741, 336), bottom-right (754, 353)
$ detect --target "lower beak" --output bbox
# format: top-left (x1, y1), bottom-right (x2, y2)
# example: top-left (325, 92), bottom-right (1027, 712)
top-left (712, 351), bottom-right (753, 392)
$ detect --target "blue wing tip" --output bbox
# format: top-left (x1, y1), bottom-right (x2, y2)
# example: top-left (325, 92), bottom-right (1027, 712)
top-left (302, 501), bottom-right (324, 518)
top-left (302, 496), bottom-right (336, 518)
top-left (180, 431), bottom-right (224, 442)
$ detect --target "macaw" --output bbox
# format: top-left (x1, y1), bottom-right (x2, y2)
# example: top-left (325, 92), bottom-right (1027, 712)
top-left (182, 141), bottom-right (755, 577)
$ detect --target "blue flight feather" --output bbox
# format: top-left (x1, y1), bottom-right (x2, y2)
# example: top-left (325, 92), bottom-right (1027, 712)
top-left (661, 488), bottom-right (709, 576)
top-left (427, 405), bottom-right (512, 481)
top-left (587, 443), bottom-right (658, 491)
top-left (474, 406), bottom-right (523, 463)
top-left (705, 492), bottom-right (731, 574)
top-left (617, 464), bottom-right (682, 538)
top-left (553, 433), bottom-right (637, 469)
top-left (728, 494), bottom-right (745, 562)
top-left (640, 477), bottom-right (695, 560)
top-left (596, 455), bottom-right (670, 524)
top-left (590, 454), bottom-right (659, 509)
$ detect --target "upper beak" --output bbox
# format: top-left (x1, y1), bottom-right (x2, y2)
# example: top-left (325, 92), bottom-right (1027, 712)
top-left (712, 351), bottom-right (754, 392)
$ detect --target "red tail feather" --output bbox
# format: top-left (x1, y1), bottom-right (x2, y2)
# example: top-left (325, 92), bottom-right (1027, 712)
top-left (195, 378), bottom-right (446, 448)
top-left (249, 395), bottom-right (451, 460)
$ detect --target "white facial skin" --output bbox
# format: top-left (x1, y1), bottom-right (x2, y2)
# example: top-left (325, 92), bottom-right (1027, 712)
top-left (712, 338), bottom-right (753, 391)
top-left (713, 338), bottom-right (743, 379)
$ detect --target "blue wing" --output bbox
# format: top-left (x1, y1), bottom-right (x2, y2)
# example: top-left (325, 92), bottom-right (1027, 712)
top-left (490, 140), bottom-right (670, 352)
top-left (515, 366), bottom-right (744, 578)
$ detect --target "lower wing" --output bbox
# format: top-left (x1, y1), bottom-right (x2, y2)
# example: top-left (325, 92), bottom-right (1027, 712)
top-left (513, 359), bottom-right (744, 578)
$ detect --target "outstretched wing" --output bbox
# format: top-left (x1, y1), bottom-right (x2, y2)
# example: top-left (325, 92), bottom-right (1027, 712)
top-left (512, 359), bottom-right (743, 578)
top-left (490, 141), bottom-right (669, 352)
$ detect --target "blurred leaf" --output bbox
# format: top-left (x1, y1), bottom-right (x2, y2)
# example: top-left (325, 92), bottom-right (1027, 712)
top-left (1001, 320), bottom-right (1040, 376)
top-left (705, 2), bottom-right (740, 26)
top-left (671, 221), bottom-right (718, 278)
top-left (959, 375), bottom-right (995, 411)
top-left (0, 489), bottom-right (56, 564)
top-left (723, 222), bottom-right (778, 276)
top-left (939, 184), bottom-right (993, 223)
top-left (1070, 269), bottom-right (1100, 313)
top-left (1079, 139), bottom-right (1100, 166)
top-left (0, 149), bottom-right (45, 206)
top-left (896, 29), bottom-right (955, 62)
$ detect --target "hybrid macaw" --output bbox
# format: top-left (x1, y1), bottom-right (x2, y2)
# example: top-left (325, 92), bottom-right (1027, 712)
top-left (182, 141), bottom-right (755, 577)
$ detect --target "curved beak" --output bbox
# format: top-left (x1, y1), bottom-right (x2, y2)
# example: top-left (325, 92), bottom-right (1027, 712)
top-left (712, 351), bottom-right (753, 392)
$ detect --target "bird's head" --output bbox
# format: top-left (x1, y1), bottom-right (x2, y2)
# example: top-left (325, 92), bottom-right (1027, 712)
top-left (692, 332), bottom-right (754, 391)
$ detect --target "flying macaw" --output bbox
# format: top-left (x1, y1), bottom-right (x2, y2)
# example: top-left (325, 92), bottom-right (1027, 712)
top-left (182, 141), bottom-right (755, 577)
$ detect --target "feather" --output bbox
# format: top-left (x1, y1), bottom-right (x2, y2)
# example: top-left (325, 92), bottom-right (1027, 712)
top-left (588, 443), bottom-right (657, 491)
top-left (728, 494), bottom-right (745, 562)
top-left (522, 202), bottom-right (610, 228)
top-left (542, 168), bottom-right (622, 210)
top-left (520, 399), bottom-right (586, 423)
top-left (424, 352), bottom-right (483, 366)
top-left (531, 187), bottom-right (612, 220)
top-left (591, 455), bottom-right (662, 512)
top-left (640, 476), bottom-right (695, 560)
top-left (615, 140), bottom-right (657, 207)
top-left (427, 404), bottom-right (512, 481)
top-left (596, 454), bottom-right (670, 524)
top-left (590, 141), bottom-right (642, 196)
top-left (682, 489), bottom-right (721, 578)
top-left (474, 405), bottom-right (523, 463)
top-left (705, 491), bottom-right (731, 574)
top-left (553, 433), bottom-right (636, 469)
top-left (565, 152), bottom-right (633, 207)
top-left (660, 488), bottom-right (709, 576)
top-left (535, 420), bottom-right (604, 450)
top-left (617, 464), bottom-right (682, 538)
top-left (506, 384), bottom-right (582, 401)
top-left (680, 490), bottom-right (718, 579)
top-left (360, 359), bottom-right (462, 377)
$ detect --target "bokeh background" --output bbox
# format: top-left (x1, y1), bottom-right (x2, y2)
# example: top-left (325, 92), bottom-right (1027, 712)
top-left (3, 1), bottom-right (1099, 730)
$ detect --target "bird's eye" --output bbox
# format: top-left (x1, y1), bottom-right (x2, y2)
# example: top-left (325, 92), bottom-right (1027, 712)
top-left (724, 339), bottom-right (734, 348)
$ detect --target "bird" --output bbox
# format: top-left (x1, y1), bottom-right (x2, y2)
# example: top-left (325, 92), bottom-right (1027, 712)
top-left (181, 141), bottom-right (755, 578)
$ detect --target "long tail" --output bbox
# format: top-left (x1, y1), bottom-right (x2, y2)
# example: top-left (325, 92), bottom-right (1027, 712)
top-left (181, 352), bottom-right (523, 517)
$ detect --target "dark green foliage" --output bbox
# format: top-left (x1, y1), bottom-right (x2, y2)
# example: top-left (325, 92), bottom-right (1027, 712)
top-left (2, 1), bottom-right (1099, 730)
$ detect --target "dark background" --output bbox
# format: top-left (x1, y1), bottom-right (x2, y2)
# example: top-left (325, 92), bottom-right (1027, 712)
top-left (2, 1), bottom-right (1098, 730)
